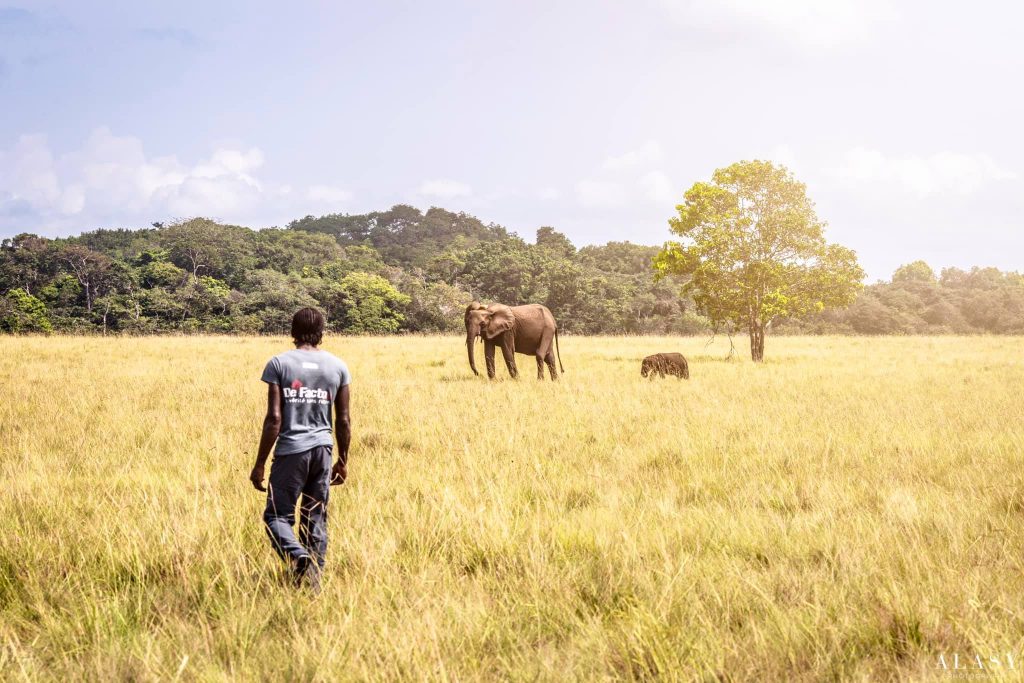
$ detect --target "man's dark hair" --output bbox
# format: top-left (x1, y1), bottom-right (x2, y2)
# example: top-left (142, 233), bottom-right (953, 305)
top-left (291, 307), bottom-right (325, 347)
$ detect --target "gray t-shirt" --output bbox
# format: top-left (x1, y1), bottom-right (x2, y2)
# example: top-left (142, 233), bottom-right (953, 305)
top-left (261, 349), bottom-right (351, 456)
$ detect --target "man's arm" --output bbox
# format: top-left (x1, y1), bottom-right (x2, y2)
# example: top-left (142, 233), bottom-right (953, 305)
top-left (249, 383), bottom-right (282, 492)
top-left (331, 384), bottom-right (350, 485)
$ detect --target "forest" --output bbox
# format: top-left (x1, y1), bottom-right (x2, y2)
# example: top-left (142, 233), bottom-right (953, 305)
top-left (1, 204), bottom-right (1022, 335)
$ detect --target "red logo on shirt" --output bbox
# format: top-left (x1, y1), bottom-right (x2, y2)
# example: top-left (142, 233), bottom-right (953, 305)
top-left (291, 379), bottom-right (303, 390)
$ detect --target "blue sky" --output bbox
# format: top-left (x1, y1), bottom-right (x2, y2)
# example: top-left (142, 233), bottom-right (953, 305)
top-left (1, 0), bottom-right (1021, 280)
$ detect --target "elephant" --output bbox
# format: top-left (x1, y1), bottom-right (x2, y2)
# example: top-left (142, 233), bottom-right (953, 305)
top-left (641, 353), bottom-right (689, 380)
top-left (465, 302), bottom-right (564, 380)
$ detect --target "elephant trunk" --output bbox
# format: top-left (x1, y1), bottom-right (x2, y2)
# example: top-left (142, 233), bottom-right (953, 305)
top-left (466, 333), bottom-right (479, 376)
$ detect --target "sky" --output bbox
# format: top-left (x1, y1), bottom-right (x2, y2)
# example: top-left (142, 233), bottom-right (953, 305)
top-left (1, 0), bottom-right (1021, 281)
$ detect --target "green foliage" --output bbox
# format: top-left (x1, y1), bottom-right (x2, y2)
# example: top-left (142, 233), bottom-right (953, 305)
top-left (161, 218), bottom-right (255, 286)
top-left (141, 260), bottom-right (186, 288)
top-left (289, 205), bottom-right (508, 270)
top-left (782, 263), bottom-right (1024, 335)
top-left (535, 227), bottom-right (576, 258)
top-left (0, 234), bottom-right (54, 296)
top-left (0, 202), bottom-right (1020, 337)
top-left (238, 270), bottom-right (318, 333)
top-left (383, 267), bottom-right (471, 332)
top-left (1, 288), bottom-right (52, 333)
top-left (460, 238), bottom-right (544, 304)
top-left (39, 274), bottom-right (82, 308)
top-left (332, 272), bottom-right (410, 334)
top-left (254, 229), bottom-right (342, 273)
top-left (655, 160), bottom-right (864, 359)
top-left (0, 208), bottom-right (707, 335)
top-left (893, 260), bottom-right (937, 284)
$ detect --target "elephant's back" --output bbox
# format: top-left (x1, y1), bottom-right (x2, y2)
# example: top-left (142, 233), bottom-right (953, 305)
top-left (510, 303), bottom-right (552, 316)
top-left (512, 304), bottom-right (556, 328)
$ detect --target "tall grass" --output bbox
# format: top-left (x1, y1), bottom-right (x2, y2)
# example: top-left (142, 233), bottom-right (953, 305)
top-left (1, 335), bottom-right (1022, 681)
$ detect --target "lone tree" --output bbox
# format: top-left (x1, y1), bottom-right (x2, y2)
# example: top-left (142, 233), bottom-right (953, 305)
top-left (654, 160), bottom-right (864, 361)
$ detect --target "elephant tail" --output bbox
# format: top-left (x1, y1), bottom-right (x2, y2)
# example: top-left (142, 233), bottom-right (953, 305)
top-left (555, 326), bottom-right (565, 374)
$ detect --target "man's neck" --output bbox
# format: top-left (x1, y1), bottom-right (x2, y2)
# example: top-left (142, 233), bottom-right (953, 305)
top-left (295, 344), bottom-right (319, 351)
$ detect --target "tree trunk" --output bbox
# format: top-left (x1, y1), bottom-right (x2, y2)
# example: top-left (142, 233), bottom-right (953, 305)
top-left (749, 322), bottom-right (765, 362)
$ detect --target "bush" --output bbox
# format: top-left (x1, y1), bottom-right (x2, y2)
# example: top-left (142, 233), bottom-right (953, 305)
top-left (0, 289), bottom-right (53, 333)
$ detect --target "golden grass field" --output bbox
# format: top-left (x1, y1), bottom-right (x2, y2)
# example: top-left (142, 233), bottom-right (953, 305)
top-left (1, 335), bottom-right (1023, 681)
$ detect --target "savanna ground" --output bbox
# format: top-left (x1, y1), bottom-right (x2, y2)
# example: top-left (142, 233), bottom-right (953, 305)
top-left (1, 335), bottom-right (1023, 681)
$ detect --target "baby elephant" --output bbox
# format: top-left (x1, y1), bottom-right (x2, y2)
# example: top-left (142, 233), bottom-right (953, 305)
top-left (641, 353), bottom-right (690, 380)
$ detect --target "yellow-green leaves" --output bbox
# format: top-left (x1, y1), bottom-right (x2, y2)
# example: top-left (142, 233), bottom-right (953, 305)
top-left (655, 160), bottom-right (865, 360)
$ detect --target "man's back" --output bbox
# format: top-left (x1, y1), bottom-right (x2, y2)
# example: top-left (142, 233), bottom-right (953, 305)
top-left (250, 307), bottom-right (352, 592)
top-left (262, 349), bottom-right (350, 455)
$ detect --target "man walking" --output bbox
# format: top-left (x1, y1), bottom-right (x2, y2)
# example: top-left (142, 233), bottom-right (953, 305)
top-left (249, 307), bottom-right (351, 591)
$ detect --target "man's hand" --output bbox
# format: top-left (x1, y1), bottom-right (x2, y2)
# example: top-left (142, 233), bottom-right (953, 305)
top-left (249, 464), bottom-right (267, 492)
top-left (330, 460), bottom-right (347, 486)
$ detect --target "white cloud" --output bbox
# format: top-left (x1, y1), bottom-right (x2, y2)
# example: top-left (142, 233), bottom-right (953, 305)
top-left (537, 187), bottom-right (560, 200)
top-left (763, 144), bottom-right (799, 175)
top-left (576, 141), bottom-right (673, 209)
top-left (638, 171), bottom-right (675, 203)
top-left (575, 179), bottom-right (629, 209)
top-left (656, 0), bottom-right (897, 49)
top-left (0, 134), bottom-right (61, 206)
top-left (306, 185), bottom-right (353, 204)
top-left (416, 178), bottom-right (472, 199)
top-left (0, 127), bottom-right (352, 231)
top-left (832, 146), bottom-right (1018, 197)
top-left (191, 148), bottom-right (264, 185)
top-left (602, 140), bottom-right (663, 171)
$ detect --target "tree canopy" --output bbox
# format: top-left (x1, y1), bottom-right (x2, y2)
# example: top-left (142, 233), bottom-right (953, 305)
top-left (655, 161), bottom-right (865, 360)
top-left (0, 200), bottom-right (1020, 337)
top-left (0, 208), bottom-right (696, 335)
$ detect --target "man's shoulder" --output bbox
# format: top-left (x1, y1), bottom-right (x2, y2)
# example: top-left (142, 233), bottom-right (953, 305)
top-left (266, 350), bottom-right (295, 365)
top-left (266, 349), bottom-right (313, 372)
top-left (322, 351), bottom-right (348, 370)
top-left (261, 352), bottom-right (286, 383)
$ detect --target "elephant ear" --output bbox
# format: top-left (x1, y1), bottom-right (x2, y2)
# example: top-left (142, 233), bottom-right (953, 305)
top-left (483, 305), bottom-right (514, 339)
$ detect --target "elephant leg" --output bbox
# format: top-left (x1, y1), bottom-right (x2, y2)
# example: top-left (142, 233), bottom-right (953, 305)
top-left (536, 328), bottom-right (556, 381)
top-left (545, 350), bottom-right (559, 380)
top-left (500, 336), bottom-right (518, 378)
top-left (534, 342), bottom-right (548, 379)
top-left (484, 340), bottom-right (497, 379)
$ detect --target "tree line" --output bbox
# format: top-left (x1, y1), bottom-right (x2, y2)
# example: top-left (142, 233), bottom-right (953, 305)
top-left (1, 204), bottom-right (1021, 335)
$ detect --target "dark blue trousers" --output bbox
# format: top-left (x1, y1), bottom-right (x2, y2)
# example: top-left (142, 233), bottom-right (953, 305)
top-left (263, 445), bottom-right (332, 569)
